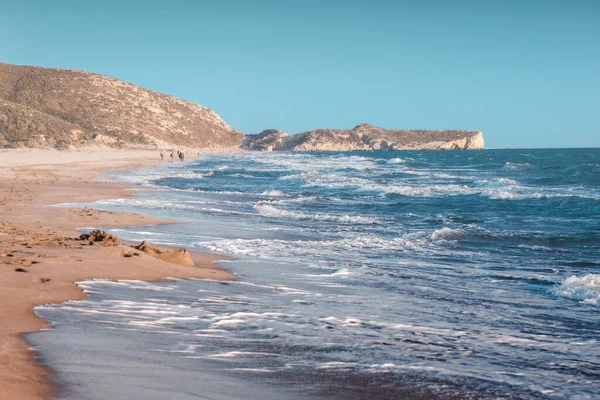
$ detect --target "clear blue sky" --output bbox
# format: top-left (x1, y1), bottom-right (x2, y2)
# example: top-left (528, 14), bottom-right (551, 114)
top-left (1, 0), bottom-right (598, 148)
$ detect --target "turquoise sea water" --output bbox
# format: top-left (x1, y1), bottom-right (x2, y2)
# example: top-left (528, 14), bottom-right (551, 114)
top-left (33, 149), bottom-right (599, 399)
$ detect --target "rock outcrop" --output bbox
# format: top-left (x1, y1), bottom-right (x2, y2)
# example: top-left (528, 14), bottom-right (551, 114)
top-left (243, 124), bottom-right (484, 151)
top-left (241, 129), bottom-right (288, 152)
top-left (0, 62), bottom-right (244, 149)
top-left (134, 240), bottom-right (194, 266)
top-left (78, 230), bottom-right (121, 246)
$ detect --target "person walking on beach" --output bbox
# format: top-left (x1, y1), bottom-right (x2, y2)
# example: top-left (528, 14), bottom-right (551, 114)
top-left (160, 151), bottom-right (164, 161)
top-left (170, 149), bottom-right (174, 162)
top-left (179, 151), bottom-right (185, 161)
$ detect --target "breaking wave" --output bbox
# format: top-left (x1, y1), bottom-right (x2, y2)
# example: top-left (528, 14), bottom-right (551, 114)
top-left (551, 274), bottom-right (600, 306)
top-left (253, 204), bottom-right (379, 224)
top-left (431, 227), bottom-right (467, 240)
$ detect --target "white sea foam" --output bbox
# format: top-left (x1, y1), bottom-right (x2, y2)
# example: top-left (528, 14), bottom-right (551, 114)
top-left (551, 274), bottom-right (600, 306)
top-left (77, 279), bottom-right (176, 292)
top-left (338, 214), bottom-right (379, 224)
top-left (472, 176), bottom-right (600, 201)
top-left (320, 316), bottom-right (338, 322)
top-left (372, 321), bottom-right (452, 335)
top-left (382, 184), bottom-right (477, 197)
top-left (229, 368), bottom-right (275, 372)
top-left (497, 177), bottom-right (520, 185)
top-left (212, 319), bottom-right (246, 327)
top-left (302, 268), bottom-right (353, 278)
top-left (317, 362), bottom-right (357, 369)
top-left (316, 283), bottom-right (347, 288)
top-left (503, 162), bottom-right (531, 169)
top-left (261, 190), bottom-right (287, 196)
top-left (253, 204), bottom-right (379, 224)
top-left (115, 168), bottom-right (207, 186)
top-left (269, 195), bottom-right (320, 205)
top-left (204, 235), bottom-right (420, 259)
top-left (386, 157), bottom-right (406, 164)
top-left (278, 168), bottom-right (480, 198)
top-left (431, 227), bottom-right (467, 240)
top-left (482, 189), bottom-right (600, 201)
top-left (205, 351), bottom-right (277, 359)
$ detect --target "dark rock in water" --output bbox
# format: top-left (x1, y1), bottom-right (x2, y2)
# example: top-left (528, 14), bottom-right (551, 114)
top-left (78, 230), bottom-right (121, 246)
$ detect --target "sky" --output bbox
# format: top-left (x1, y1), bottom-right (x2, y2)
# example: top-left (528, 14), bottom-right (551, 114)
top-left (1, 0), bottom-right (599, 148)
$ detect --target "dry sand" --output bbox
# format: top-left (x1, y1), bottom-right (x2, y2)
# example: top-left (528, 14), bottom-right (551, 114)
top-left (0, 148), bottom-right (237, 400)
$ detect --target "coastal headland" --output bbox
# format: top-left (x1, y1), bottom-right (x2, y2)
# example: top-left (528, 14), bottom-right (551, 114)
top-left (0, 148), bottom-right (236, 400)
top-left (1, 62), bottom-right (484, 152)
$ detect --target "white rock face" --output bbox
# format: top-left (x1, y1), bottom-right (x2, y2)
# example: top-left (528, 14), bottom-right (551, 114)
top-left (243, 125), bottom-right (484, 152)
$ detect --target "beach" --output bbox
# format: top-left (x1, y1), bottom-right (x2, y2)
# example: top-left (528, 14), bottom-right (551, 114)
top-left (0, 148), bottom-right (237, 400)
top-left (1, 148), bottom-right (598, 399)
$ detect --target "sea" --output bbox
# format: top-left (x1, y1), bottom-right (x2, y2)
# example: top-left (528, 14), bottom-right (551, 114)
top-left (30, 149), bottom-right (599, 399)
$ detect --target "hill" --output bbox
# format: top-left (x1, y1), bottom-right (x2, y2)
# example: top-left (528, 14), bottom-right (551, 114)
top-left (0, 63), bottom-right (243, 149)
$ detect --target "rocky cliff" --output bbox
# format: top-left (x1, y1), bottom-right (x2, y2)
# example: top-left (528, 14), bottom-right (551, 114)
top-left (243, 124), bottom-right (484, 151)
top-left (0, 63), bottom-right (243, 149)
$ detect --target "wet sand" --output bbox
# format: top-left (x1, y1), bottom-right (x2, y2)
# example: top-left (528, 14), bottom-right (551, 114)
top-left (0, 148), bottom-right (237, 400)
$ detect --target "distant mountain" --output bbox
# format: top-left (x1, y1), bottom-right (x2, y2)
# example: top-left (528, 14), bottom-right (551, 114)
top-left (0, 63), bottom-right (243, 149)
top-left (242, 124), bottom-right (484, 151)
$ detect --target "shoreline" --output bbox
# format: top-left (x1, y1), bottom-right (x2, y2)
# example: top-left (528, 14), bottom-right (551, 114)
top-left (0, 148), bottom-right (237, 400)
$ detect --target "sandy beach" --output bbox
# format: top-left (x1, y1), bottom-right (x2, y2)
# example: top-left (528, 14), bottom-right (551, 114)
top-left (0, 148), bottom-right (237, 400)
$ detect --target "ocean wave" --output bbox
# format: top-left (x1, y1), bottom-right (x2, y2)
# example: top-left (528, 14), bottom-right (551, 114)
top-left (261, 190), bottom-right (287, 196)
top-left (293, 171), bottom-right (479, 197)
top-left (93, 198), bottom-right (253, 217)
top-left (386, 157), bottom-right (406, 164)
top-left (77, 279), bottom-right (176, 292)
top-left (301, 268), bottom-right (353, 278)
top-left (384, 184), bottom-right (478, 197)
top-left (497, 177), bottom-right (520, 185)
top-left (475, 177), bottom-right (599, 200)
top-left (116, 169), bottom-right (207, 187)
top-left (550, 274), bottom-right (600, 306)
top-left (253, 204), bottom-right (379, 224)
top-left (269, 195), bottom-right (321, 205)
top-left (503, 162), bottom-right (531, 170)
top-left (205, 351), bottom-right (277, 359)
top-left (481, 189), bottom-right (600, 201)
top-left (204, 235), bottom-right (420, 258)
